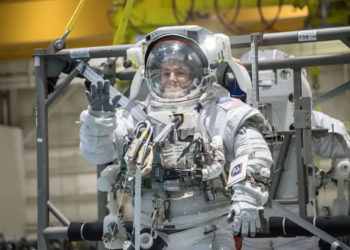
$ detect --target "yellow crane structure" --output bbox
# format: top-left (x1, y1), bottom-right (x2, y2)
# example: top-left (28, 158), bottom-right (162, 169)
top-left (0, 0), bottom-right (314, 61)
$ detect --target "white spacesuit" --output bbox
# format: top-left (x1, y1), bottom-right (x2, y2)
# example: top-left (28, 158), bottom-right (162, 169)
top-left (240, 49), bottom-right (350, 250)
top-left (80, 25), bottom-right (272, 250)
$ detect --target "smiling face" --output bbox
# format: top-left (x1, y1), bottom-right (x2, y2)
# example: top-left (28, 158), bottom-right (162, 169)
top-left (146, 39), bottom-right (205, 101)
top-left (159, 59), bottom-right (192, 99)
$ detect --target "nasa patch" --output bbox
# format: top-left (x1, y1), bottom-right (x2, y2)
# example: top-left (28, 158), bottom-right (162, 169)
top-left (231, 163), bottom-right (243, 177)
top-left (227, 155), bottom-right (248, 187)
top-left (216, 97), bottom-right (245, 110)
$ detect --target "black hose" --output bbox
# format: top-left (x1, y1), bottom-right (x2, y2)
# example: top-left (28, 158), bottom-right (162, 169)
top-left (254, 216), bottom-right (350, 238)
top-left (68, 222), bottom-right (103, 241)
top-left (68, 216), bottom-right (350, 241)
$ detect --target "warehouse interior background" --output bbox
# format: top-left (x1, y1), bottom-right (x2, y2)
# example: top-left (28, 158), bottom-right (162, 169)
top-left (0, 0), bottom-right (350, 248)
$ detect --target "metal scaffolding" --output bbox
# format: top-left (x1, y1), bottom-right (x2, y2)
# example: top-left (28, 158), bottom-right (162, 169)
top-left (34, 26), bottom-right (350, 250)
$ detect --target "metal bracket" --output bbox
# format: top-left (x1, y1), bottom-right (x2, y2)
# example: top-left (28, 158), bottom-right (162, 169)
top-left (47, 30), bottom-right (70, 54)
top-left (294, 110), bottom-right (311, 128)
top-left (250, 32), bottom-right (263, 109)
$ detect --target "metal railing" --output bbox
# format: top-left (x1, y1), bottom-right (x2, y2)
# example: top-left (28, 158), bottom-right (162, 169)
top-left (34, 25), bottom-right (350, 249)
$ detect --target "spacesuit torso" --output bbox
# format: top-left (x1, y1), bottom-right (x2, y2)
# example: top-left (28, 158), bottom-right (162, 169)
top-left (80, 82), bottom-right (271, 250)
top-left (80, 25), bottom-right (274, 250)
top-left (111, 84), bottom-right (264, 230)
top-left (140, 88), bottom-right (228, 230)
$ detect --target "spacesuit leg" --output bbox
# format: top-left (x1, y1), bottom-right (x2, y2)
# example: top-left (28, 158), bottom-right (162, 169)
top-left (164, 216), bottom-right (235, 250)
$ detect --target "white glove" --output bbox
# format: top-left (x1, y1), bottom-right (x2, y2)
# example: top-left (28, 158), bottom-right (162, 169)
top-left (227, 193), bottom-right (262, 237)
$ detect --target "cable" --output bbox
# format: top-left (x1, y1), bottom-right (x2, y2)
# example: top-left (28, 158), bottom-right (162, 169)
top-left (51, 0), bottom-right (86, 51)
top-left (107, 4), bottom-right (147, 34)
top-left (129, 13), bottom-right (175, 27)
top-left (256, 0), bottom-right (283, 32)
top-left (128, 13), bottom-right (178, 35)
top-left (213, 0), bottom-right (248, 34)
top-left (65, 0), bottom-right (86, 32)
top-left (113, 0), bottom-right (135, 45)
top-left (171, 0), bottom-right (195, 25)
top-left (226, 0), bottom-right (242, 30)
top-left (304, 0), bottom-right (322, 28)
top-left (128, 19), bottom-right (147, 35)
top-left (106, 5), bottom-right (117, 28)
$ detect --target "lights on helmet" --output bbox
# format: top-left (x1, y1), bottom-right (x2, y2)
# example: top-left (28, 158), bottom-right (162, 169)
top-left (202, 36), bottom-right (220, 69)
top-left (203, 36), bottom-right (217, 52)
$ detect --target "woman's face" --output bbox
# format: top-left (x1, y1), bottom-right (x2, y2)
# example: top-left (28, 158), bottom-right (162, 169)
top-left (159, 59), bottom-right (192, 99)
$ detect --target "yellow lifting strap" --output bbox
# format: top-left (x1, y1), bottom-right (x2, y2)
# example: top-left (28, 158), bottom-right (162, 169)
top-left (65, 0), bottom-right (86, 33)
top-left (113, 0), bottom-right (135, 45)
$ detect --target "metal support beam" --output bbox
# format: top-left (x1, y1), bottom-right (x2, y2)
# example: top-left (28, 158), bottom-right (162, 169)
top-left (24, 84), bottom-right (80, 145)
top-left (231, 26), bottom-right (350, 48)
top-left (35, 50), bottom-right (49, 250)
top-left (313, 80), bottom-right (350, 107)
top-left (43, 227), bottom-right (68, 240)
top-left (45, 65), bottom-right (80, 108)
top-left (41, 44), bottom-right (133, 60)
top-left (243, 53), bottom-right (350, 70)
top-left (88, 53), bottom-right (350, 81)
top-left (97, 165), bottom-right (108, 221)
top-left (47, 201), bottom-right (70, 227)
top-left (301, 97), bottom-right (314, 199)
top-left (250, 33), bottom-right (262, 109)
top-left (97, 164), bottom-right (108, 250)
top-left (270, 134), bottom-right (292, 199)
top-left (293, 68), bottom-right (308, 216)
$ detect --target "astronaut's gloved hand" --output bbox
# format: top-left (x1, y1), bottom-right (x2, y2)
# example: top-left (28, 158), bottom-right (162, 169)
top-left (227, 192), bottom-right (263, 237)
top-left (85, 79), bottom-right (120, 117)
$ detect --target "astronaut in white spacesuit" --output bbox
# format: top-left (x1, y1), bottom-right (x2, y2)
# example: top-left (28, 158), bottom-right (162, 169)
top-left (79, 25), bottom-right (272, 250)
top-left (239, 49), bottom-right (350, 250)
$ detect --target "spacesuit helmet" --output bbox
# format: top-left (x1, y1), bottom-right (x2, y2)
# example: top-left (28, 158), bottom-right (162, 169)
top-left (145, 39), bottom-right (203, 100)
top-left (144, 26), bottom-right (220, 102)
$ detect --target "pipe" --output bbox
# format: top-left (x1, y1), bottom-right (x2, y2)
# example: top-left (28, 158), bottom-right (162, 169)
top-left (67, 216), bottom-right (350, 241)
top-left (255, 216), bottom-right (350, 238)
top-left (47, 201), bottom-right (70, 226)
top-left (243, 53), bottom-right (350, 71)
top-left (230, 26), bottom-right (350, 48)
top-left (68, 222), bottom-right (103, 241)
top-left (43, 227), bottom-right (68, 240)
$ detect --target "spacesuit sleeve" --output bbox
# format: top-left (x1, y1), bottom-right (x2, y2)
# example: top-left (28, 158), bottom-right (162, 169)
top-left (79, 110), bottom-right (135, 165)
top-left (231, 121), bottom-right (273, 205)
top-left (312, 110), bottom-right (350, 158)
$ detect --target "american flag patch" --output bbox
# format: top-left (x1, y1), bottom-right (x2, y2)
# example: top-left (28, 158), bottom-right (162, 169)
top-left (216, 97), bottom-right (244, 110)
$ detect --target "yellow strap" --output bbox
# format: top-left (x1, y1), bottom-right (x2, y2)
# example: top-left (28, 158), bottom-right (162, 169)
top-left (65, 0), bottom-right (86, 32)
top-left (113, 0), bottom-right (135, 45)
